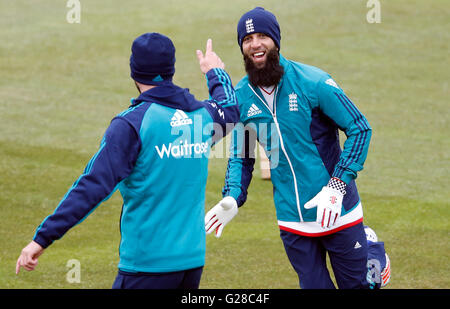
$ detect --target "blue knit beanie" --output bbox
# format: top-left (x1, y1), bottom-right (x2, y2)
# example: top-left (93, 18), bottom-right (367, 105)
top-left (237, 7), bottom-right (281, 52)
top-left (130, 33), bottom-right (176, 85)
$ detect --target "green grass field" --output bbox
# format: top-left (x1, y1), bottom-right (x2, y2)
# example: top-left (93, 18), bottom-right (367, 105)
top-left (0, 0), bottom-right (448, 289)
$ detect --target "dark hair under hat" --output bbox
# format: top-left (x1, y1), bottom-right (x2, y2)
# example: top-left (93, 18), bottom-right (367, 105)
top-left (237, 7), bottom-right (281, 52)
top-left (130, 32), bottom-right (176, 85)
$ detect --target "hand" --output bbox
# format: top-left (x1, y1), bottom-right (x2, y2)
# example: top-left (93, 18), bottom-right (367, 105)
top-left (304, 186), bottom-right (344, 229)
top-left (16, 240), bottom-right (45, 274)
top-left (196, 38), bottom-right (225, 74)
top-left (205, 196), bottom-right (238, 237)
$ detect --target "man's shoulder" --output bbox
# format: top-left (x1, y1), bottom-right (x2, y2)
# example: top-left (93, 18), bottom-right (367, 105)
top-left (112, 100), bottom-right (153, 132)
top-left (282, 56), bottom-right (330, 84)
top-left (234, 76), bottom-right (255, 107)
top-left (235, 75), bottom-right (250, 91)
top-left (116, 100), bottom-right (152, 119)
top-left (282, 56), bottom-right (339, 100)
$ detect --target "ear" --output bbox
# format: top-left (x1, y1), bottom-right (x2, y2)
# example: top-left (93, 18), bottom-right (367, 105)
top-left (134, 81), bottom-right (142, 93)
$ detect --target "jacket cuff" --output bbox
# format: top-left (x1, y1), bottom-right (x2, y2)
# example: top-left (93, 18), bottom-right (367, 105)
top-left (327, 177), bottom-right (347, 195)
top-left (332, 166), bottom-right (357, 185)
top-left (33, 234), bottom-right (52, 249)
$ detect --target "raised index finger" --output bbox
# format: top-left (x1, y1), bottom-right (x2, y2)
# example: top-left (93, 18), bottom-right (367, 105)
top-left (206, 38), bottom-right (212, 53)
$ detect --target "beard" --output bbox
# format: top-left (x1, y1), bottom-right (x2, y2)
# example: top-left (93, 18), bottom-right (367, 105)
top-left (244, 48), bottom-right (284, 87)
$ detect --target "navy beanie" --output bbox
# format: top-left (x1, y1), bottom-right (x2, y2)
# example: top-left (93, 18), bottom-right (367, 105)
top-left (237, 7), bottom-right (281, 52)
top-left (130, 32), bottom-right (176, 85)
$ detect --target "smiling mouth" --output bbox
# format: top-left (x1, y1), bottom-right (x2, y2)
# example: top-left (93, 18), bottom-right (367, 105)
top-left (253, 51), bottom-right (266, 59)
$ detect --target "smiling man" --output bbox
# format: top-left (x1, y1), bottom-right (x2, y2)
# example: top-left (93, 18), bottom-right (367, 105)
top-left (205, 7), bottom-right (391, 289)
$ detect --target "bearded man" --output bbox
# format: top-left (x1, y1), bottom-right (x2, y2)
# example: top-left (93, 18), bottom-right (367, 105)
top-left (205, 7), bottom-right (391, 289)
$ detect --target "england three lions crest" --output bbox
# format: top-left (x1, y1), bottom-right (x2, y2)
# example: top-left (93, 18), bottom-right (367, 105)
top-left (288, 93), bottom-right (298, 112)
top-left (245, 19), bottom-right (254, 33)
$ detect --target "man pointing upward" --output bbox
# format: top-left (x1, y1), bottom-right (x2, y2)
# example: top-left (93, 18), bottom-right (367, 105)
top-left (16, 33), bottom-right (239, 289)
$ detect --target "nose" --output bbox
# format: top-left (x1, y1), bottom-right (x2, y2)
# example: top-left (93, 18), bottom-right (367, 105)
top-left (250, 37), bottom-right (262, 49)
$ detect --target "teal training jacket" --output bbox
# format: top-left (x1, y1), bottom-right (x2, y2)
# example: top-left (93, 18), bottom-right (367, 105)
top-left (223, 55), bottom-right (371, 228)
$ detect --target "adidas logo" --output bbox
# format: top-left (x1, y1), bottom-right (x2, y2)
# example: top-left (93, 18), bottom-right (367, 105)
top-left (170, 109), bottom-right (192, 127)
top-left (325, 78), bottom-right (339, 89)
top-left (354, 241), bottom-right (362, 249)
top-left (247, 103), bottom-right (262, 117)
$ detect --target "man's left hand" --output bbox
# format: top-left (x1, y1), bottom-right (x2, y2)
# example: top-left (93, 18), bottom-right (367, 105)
top-left (304, 186), bottom-right (344, 229)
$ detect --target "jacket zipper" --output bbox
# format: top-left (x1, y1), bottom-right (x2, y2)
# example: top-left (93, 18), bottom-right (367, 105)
top-left (248, 85), bottom-right (303, 222)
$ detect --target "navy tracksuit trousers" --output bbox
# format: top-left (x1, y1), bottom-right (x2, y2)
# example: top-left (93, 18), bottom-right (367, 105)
top-left (280, 222), bottom-right (372, 289)
top-left (112, 267), bottom-right (203, 289)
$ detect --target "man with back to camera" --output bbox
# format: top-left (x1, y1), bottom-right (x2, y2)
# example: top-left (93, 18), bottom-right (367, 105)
top-left (16, 32), bottom-right (239, 289)
top-left (205, 7), bottom-right (391, 289)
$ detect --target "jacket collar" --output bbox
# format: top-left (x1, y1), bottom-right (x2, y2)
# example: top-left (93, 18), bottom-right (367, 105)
top-left (131, 81), bottom-right (204, 112)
